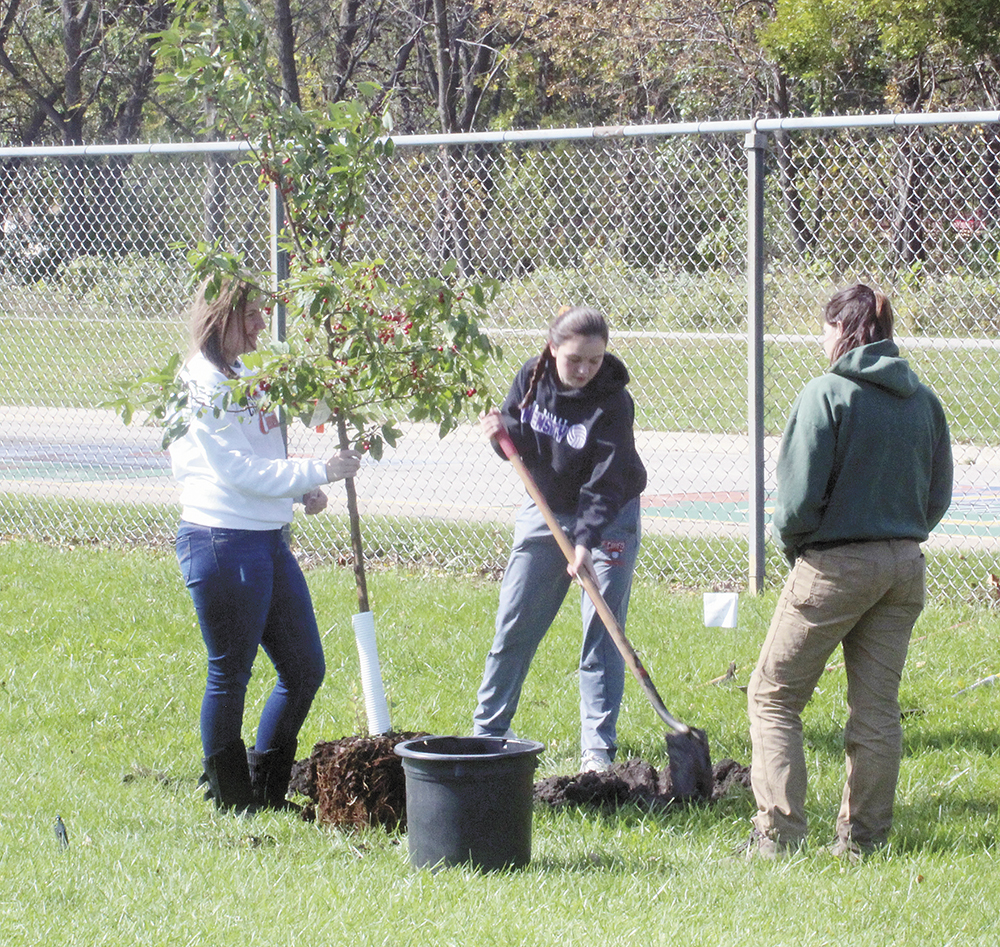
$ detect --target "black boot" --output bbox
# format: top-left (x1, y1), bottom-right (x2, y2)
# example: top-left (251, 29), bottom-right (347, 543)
top-left (247, 740), bottom-right (300, 811)
top-left (203, 739), bottom-right (257, 814)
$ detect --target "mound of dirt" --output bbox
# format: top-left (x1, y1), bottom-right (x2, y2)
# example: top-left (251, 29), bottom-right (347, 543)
top-left (533, 757), bottom-right (750, 810)
top-left (289, 734), bottom-right (750, 827)
top-left (288, 732), bottom-right (426, 829)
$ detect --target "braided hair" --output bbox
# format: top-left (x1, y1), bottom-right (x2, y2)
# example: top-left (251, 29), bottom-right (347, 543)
top-left (824, 283), bottom-right (894, 363)
top-left (518, 305), bottom-right (609, 411)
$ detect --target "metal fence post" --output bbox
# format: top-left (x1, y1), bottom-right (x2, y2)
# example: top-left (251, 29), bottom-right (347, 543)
top-left (269, 182), bottom-right (288, 343)
top-left (745, 129), bottom-right (767, 594)
top-left (270, 183), bottom-right (290, 474)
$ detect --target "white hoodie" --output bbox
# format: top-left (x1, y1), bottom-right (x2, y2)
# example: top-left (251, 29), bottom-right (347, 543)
top-left (168, 353), bottom-right (329, 530)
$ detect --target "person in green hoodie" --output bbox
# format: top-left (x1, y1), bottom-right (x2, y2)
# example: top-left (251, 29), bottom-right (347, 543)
top-left (745, 283), bottom-right (953, 860)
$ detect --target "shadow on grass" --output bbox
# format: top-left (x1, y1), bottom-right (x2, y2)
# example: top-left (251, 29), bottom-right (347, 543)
top-left (902, 725), bottom-right (1000, 756)
top-left (798, 722), bottom-right (1000, 856)
top-left (527, 791), bottom-right (759, 873)
top-left (529, 851), bottom-right (683, 874)
top-left (802, 722), bottom-right (1000, 759)
top-left (891, 793), bottom-right (998, 855)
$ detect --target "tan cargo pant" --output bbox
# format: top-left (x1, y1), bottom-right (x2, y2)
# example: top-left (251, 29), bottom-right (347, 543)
top-left (747, 539), bottom-right (925, 851)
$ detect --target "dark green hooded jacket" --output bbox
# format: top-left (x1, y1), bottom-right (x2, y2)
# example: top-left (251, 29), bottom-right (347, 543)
top-left (773, 339), bottom-right (953, 565)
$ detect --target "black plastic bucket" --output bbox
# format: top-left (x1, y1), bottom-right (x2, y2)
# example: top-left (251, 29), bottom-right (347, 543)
top-left (394, 735), bottom-right (545, 871)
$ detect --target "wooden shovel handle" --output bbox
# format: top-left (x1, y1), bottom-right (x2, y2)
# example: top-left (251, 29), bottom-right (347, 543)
top-left (493, 428), bottom-right (689, 735)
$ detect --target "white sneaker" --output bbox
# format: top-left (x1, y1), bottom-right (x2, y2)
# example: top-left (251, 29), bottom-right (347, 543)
top-left (580, 749), bottom-right (612, 773)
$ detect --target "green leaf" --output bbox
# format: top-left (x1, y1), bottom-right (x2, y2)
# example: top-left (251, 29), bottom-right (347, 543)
top-left (381, 423), bottom-right (401, 448)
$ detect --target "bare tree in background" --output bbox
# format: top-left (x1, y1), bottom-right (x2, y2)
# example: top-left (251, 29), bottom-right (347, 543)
top-left (0, 0), bottom-right (170, 274)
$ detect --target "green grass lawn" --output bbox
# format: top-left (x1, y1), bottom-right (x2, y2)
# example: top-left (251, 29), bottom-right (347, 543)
top-left (1, 539), bottom-right (998, 945)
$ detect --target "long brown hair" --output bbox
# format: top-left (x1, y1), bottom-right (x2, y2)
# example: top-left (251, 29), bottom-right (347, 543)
top-left (518, 305), bottom-right (609, 411)
top-left (825, 283), bottom-right (894, 363)
top-left (188, 277), bottom-right (258, 378)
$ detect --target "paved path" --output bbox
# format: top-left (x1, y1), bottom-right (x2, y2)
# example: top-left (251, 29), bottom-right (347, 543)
top-left (1, 406), bottom-right (998, 549)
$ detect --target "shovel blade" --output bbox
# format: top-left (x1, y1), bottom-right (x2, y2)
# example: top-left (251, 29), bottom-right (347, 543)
top-left (666, 727), bottom-right (713, 803)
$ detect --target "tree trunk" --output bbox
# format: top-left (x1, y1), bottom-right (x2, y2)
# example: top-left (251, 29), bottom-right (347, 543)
top-left (980, 123), bottom-right (1000, 225)
top-left (425, 0), bottom-right (498, 275)
top-left (431, 0), bottom-right (457, 134)
top-left (273, 0), bottom-right (301, 107)
top-left (429, 0), bottom-right (464, 273)
top-left (334, 0), bottom-right (363, 85)
top-left (338, 417), bottom-right (370, 614)
top-left (432, 144), bottom-right (473, 275)
top-left (60, 0), bottom-right (88, 146)
top-left (892, 128), bottom-right (928, 268)
top-left (770, 70), bottom-right (815, 254)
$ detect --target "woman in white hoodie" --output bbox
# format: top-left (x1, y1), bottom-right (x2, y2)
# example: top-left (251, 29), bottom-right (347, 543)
top-left (169, 278), bottom-right (361, 813)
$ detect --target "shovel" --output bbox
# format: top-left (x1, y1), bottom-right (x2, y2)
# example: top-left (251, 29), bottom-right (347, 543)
top-left (493, 428), bottom-right (713, 801)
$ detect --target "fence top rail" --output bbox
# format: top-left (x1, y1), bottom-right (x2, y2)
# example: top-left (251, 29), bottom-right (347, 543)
top-left (488, 329), bottom-right (1000, 350)
top-left (3, 110), bottom-right (999, 159)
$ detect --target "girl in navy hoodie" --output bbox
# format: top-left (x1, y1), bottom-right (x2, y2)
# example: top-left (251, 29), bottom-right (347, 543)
top-left (473, 305), bottom-right (647, 772)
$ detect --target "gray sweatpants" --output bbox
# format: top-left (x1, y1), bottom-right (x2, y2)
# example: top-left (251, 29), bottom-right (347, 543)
top-left (473, 496), bottom-right (641, 756)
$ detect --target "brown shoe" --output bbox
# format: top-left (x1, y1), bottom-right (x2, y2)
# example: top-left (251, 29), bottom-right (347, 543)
top-left (830, 837), bottom-right (866, 864)
top-left (734, 828), bottom-right (794, 860)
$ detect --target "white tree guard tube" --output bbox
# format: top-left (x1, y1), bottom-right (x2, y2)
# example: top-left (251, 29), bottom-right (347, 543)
top-left (352, 610), bottom-right (391, 735)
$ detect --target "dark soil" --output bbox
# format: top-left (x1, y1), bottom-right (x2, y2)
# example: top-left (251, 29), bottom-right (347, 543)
top-left (533, 757), bottom-right (750, 810)
top-left (289, 733), bottom-right (750, 826)
top-left (288, 732), bottom-right (426, 829)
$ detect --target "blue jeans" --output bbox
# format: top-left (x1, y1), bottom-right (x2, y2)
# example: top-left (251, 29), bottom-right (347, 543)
top-left (176, 522), bottom-right (326, 758)
top-left (473, 496), bottom-right (641, 756)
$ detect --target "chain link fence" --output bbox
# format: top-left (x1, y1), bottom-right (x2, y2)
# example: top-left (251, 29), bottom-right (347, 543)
top-left (2, 114), bottom-right (999, 600)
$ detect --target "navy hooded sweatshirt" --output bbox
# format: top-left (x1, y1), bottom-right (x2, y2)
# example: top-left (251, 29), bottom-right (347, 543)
top-left (496, 352), bottom-right (647, 549)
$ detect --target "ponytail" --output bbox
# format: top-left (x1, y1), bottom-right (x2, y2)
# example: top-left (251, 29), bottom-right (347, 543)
top-left (825, 283), bottom-right (894, 362)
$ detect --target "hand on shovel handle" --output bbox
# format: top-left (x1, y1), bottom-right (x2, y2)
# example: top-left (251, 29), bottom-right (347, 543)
top-left (493, 428), bottom-right (691, 736)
